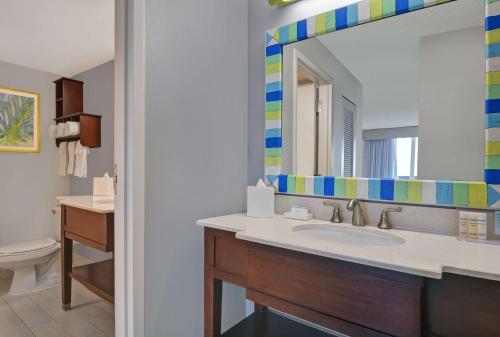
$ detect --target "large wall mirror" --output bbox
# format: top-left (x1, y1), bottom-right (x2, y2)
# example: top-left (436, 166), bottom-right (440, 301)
top-left (282, 0), bottom-right (483, 181)
top-left (265, 0), bottom-right (500, 208)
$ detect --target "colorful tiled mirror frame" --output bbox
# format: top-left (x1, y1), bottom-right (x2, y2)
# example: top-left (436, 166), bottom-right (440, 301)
top-left (264, 0), bottom-right (500, 209)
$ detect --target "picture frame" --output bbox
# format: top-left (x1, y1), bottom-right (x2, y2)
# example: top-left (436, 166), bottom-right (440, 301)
top-left (0, 85), bottom-right (40, 153)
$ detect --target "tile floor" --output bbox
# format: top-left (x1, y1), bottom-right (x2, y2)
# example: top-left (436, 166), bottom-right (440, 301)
top-left (0, 257), bottom-right (114, 337)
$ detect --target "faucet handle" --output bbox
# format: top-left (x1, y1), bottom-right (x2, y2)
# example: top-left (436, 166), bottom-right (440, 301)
top-left (323, 200), bottom-right (342, 223)
top-left (382, 207), bottom-right (402, 214)
top-left (377, 207), bottom-right (402, 229)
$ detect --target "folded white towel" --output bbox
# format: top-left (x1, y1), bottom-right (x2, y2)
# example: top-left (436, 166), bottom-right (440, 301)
top-left (56, 123), bottom-right (65, 137)
top-left (67, 141), bottom-right (77, 175)
top-left (48, 125), bottom-right (57, 139)
top-left (64, 121), bottom-right (80, 136)
top-left (73, 141), bottom-right (89, 178)
top-left (57, 142), bottom-right (68, 176)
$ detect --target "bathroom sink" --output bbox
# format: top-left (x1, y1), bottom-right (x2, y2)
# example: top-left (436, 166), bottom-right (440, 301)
top-left (292, 223), bottom-right (405, 246)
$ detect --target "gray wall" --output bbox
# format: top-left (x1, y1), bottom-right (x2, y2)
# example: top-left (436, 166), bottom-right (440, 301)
top-left (0, 61), bottom-right (69, 247)
top-left (71, 61), bottom-right (115, 194)
top-left (418, 27), bottom-right (484, 181)
top-left (282, 38), bottom-right (363, 177)
top-left (145, 0), bottom-right (248, 336)
top-left (248, 0), bottom-right (357, 184)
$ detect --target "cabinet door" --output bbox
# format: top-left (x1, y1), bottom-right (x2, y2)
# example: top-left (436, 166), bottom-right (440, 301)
top-left (425, 274), bottom-right (500, 337)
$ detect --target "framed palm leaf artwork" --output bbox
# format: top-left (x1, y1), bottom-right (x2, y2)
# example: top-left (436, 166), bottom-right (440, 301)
top-left (0, 86), bottom-right (40, 153)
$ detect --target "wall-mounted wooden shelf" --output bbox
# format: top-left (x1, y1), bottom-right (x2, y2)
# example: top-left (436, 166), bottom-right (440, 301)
top-left (54, 78), bottom-right (101, 148)
top-left (54, 78), bottom-right (83, 119)
top-left (54, 112), bottom-right (101, 122)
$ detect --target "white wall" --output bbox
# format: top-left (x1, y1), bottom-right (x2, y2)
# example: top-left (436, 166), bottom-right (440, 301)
top-left (70, 61), bottom-right (115, 194)
top-left (418, 27), bottom-right (484, 181)
top-left (144, 0), bottom-right (248, 336)
top-left (282, 38), bottom-right (363, 176)
top-left (0, 61), bottom-right (69, 247)
top-left (362, 79), bottom-right (418, 130)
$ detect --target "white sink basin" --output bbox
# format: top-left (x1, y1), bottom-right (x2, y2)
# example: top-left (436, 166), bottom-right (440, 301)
top-left (292, 223), bottom-right (405, 246)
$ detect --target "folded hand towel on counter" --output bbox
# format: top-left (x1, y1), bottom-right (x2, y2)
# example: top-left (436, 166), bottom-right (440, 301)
top-left (73, 141), bottom-right (89, 178)
top-left (64, 121), bottom-right (80, 136)
top-left (66, 141), bottom-right (77, 175)
top-left (57, 142), bottom-right (68, 176)
top-left (56, 123), bottom-right (65, 137)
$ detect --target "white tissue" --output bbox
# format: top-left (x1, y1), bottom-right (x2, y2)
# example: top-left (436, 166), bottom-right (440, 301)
top-left (256, 179), bottom-right (266, 187)
top-left (93, 172), bottom-right (114, 197)
top-left (247, 178), bottom-right (275, 218)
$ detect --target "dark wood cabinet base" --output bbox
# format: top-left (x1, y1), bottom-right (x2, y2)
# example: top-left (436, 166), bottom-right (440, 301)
top-left (204, 228), bottom-right (500, 337)
top-left (222, 311), bottom-right (334, 337)
top-left (61, 205), bottom-right (114, 310)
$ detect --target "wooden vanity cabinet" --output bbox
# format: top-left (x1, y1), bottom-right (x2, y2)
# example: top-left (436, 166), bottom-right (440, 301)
top-left (423, 274), bottom-right (500, 337)
top-left (205, 228), bottom-right (423, 337)
top-left (61, 205), bottom-right (114, 310)
top-left (205, 228), bottom-right (500, 337)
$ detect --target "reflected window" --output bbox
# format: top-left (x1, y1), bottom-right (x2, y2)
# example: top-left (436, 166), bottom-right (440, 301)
top-left (396, 137), bottom-right (418, 179)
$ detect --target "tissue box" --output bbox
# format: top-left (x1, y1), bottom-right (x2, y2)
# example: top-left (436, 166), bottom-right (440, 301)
top-left (247, 186), bottom-right (274, 218)
top-left (93, 175), bottom-right (114, 197)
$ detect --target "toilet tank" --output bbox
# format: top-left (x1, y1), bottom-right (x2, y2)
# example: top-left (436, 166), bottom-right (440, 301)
top-left (52, 205), bottom-right (62, 241)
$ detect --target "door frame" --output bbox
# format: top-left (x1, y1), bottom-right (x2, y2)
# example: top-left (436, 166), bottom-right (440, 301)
top-left (292, 49), bottom-right (333, 176)
top-left (115, 0), bottom-right (145, 336)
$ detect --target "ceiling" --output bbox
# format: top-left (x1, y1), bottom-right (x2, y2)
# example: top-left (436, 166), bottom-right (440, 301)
top-left (315, 0), bottom-right (483, 129)
top-left (0, 0), bottom-right (114, 77)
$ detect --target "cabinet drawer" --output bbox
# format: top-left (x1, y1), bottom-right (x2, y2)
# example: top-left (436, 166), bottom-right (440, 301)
top-left (248, 243), bottom-right (423, 337)
top-left (210, 230), bottom-right (247, 286)
top-left (64, 206), bottom-right (114, 251)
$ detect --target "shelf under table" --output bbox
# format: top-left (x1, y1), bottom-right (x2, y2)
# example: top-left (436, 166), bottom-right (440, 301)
top-left (222, 311), bottom-right (335, 337)
top-left (69, 259), bottom-right (114, 303)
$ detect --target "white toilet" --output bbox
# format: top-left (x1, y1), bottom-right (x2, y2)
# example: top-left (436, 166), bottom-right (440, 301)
top-left (0, 206), bottom-right (61, 295)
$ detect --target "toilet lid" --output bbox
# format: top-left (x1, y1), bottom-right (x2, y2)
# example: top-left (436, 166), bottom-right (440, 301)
top-left (0, 238), bottom-right (57, 256)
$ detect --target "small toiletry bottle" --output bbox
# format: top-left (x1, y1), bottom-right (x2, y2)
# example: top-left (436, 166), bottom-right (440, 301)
top-left (477, 213), bottom-right (487, 240)
top-left (458, 211), bottom-right (470, 240)
top-left (468, 213), bottom-right (478, 240)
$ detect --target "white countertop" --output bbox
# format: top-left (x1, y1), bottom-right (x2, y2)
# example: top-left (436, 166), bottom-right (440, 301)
top-left (197, 213), bottom-right (500, 281)
top-left (57, 195), bottom-right (114, 213)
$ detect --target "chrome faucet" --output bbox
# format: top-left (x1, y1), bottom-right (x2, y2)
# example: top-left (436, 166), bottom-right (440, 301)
top-left (377, 207), bottom-right (402, 229)
top-left (323, 200), bottom-right (342, 223)
top-left (346, 199), bottom-right (366, 226)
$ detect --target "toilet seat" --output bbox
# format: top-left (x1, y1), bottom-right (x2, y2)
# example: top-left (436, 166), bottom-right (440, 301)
top-left (0, 239), bottom-right (58, 260)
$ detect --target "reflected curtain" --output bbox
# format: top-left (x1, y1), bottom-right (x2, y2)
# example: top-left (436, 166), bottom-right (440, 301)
top-left (363, 139), bottom-right (397, 178)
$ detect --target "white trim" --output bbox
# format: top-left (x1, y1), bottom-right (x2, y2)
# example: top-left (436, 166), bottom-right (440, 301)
top-left (305, 176), bottom-right (315, 195)
top-left (265, 119), bottom-right (281, 129)
top-left (487, 128), bottom-right (500, 141)
top-left (422, 180), bottom-right (437, 204)
top-left (265, 72), bottom-right (281, 84)
top-left (487, 57), bottom-right (500, 73)
top-left (356, 178), bottom-right (369, 199)
top-left (487, 1), bottom-right (500, 16)
top-left (292, 49), bottom-right (333, 176)
top-left (129, 0), bottom-right (145, 335)
top-left (358, 1), bottom-right (371, 24)
top-left (115, 0), bottom-right (145, 336)
top-left (114, 0), bottom-right (126, 335)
